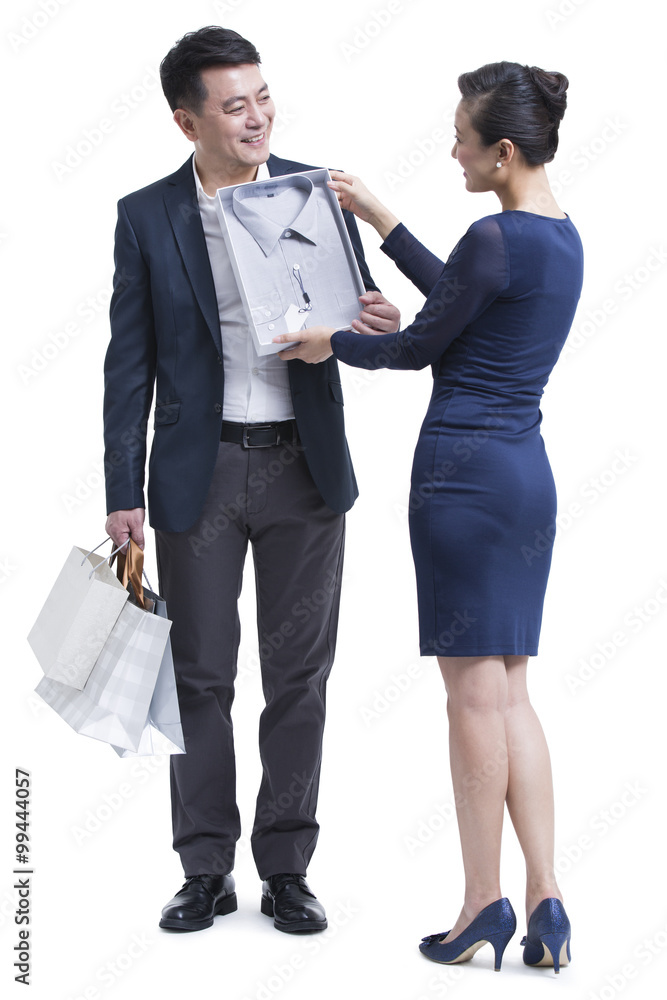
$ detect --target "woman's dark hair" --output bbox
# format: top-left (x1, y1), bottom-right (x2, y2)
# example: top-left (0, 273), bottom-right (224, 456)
top-left (457, 61), bottom-right (568, 165)
top-left (160, 26), bottom-right (261, 114)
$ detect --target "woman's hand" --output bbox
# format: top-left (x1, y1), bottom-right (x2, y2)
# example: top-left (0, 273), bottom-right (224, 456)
top-left (274, 327), bottom-right (335, 363)
top-left (328, 170), bottom-right (401, 241)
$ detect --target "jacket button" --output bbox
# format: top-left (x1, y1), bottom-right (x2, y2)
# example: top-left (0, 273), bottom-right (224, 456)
top-left (217, 355), bottom-right (222, 365)
top-left (214, 403), bottom-right (222, 413)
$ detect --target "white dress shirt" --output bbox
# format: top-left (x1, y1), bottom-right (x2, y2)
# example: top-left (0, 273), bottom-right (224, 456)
top-left (193, 154), bottom-right (294, 423)
top-left (219, 172), bottom-right (363, 350)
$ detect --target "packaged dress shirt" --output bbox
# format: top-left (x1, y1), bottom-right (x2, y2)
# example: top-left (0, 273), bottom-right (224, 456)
top-left (215, 169), bottom-right (366, 356)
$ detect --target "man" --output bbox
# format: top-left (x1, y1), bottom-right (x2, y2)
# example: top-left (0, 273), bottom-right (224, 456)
top-left (103, 26), bottom-right (399, 934)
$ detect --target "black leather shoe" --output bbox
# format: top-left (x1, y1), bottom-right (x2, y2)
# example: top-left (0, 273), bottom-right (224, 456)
top-left (159, 874), bottom-right (237, 931)
top-left (261, 873), bottom-right (327, 933)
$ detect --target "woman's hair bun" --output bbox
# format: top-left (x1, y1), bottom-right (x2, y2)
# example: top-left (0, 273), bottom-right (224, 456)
top-left (527, 67), bottom-right (568, 122)
top-left (458, 61), bottom-right (569, 164)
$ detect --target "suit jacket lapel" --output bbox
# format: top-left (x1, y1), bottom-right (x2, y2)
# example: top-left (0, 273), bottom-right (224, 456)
top-left (164, 157), bottom-right (222, 353)
top-left (267, 154), bottom-right (314, 177)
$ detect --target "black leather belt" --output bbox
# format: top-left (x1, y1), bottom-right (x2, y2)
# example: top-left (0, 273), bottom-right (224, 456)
top-left (220, 419), bottom-right (299, 449)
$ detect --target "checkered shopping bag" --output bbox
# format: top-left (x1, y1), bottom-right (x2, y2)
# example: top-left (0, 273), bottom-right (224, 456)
top-left (35, 540), bottom-right (185, 756)
top-left (109, 586), bottom-right (185, 758)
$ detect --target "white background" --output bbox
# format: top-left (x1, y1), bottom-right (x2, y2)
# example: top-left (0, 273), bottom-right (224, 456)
top-left (2, 0), bottom-right (666, 998)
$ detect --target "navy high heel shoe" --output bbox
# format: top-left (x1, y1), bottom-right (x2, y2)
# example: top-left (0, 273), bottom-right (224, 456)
top-left (419, 898), bottom-right (517, 971)
top-left (521, 898), bottom-right (571, 973)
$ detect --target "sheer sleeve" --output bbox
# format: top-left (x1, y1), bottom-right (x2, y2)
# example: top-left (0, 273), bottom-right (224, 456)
top-left (380, 222), bottom-right (447, 296)
top-left (332, 217), bottom-right (508, 371)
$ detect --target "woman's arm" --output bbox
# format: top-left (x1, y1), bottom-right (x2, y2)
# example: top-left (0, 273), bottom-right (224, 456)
top-left (330, 170), bottom-right (449, 297)
top-left (381, 223), bottom-right (448, 298)
top-left (275, 217), bottom-right (508, 370)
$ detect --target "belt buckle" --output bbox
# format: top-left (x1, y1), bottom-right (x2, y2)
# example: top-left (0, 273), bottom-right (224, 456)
top-left (242, 424), bottom-right (277, 449)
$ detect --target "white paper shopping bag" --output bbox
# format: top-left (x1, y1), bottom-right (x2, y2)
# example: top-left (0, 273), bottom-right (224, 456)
top-left (28, 544), bottom-right (129, 689)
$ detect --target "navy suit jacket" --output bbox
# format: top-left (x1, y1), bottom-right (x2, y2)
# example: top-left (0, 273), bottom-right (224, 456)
top-left (103, 154), bottom-right (378, 533)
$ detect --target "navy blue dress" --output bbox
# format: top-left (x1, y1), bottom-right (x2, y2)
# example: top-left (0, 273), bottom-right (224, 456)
top-left (331, 212), bottom-right (584, 656)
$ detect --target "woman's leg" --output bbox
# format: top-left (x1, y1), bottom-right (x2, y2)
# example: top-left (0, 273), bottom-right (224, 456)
top-left (437, 655), bottom-right (509, 941)
top-left (503, 655), bottom-right (562, 921)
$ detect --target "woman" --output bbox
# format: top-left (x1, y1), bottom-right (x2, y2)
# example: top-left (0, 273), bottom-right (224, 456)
top-left (274, 62), bottom-right (583, 973)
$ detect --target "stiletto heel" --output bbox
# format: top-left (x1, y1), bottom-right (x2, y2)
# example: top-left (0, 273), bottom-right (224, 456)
top-left (487, 929), bottom-right (515, 971)
top-left (419, 898), bottom-right (516, 971)
top-left (521, 898), bottom-right (571, 973)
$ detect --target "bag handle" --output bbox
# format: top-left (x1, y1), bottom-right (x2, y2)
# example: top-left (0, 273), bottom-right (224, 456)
top-left (115, 538), bottom-right (146, 610)
top-left (82, 537), bottom-right (155, 598)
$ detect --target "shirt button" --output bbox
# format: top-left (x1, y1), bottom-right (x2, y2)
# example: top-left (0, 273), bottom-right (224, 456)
top-left (214, 403), bottom-right (222, 414)
top-left (283, 230), bottom-right (292, 238)
top-left (268, 323), bottom-right (275, 331)
top-left (251, 367), bottom-right (259, 375)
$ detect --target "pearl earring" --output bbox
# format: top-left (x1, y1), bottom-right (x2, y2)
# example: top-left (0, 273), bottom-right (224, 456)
top-left (496, 162), bottom-right (502, 168)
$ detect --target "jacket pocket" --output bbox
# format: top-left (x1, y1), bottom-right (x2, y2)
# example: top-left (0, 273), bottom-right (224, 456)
top-left (328, 380), bottom-right (344, 404)
top-left (154, 401), bottom-right (181, 427)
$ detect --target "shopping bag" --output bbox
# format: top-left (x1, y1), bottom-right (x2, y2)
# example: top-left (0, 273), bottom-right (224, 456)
top-left (34, 540), bottom-right (178, 753)
top-left (110, 587), bottom-right (185, 758)
top-left (27, 542), bottom-right (129, 689)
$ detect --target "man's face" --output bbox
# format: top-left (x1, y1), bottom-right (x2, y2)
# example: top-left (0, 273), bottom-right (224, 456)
top-left (180, 63), bottom-right (275, 171)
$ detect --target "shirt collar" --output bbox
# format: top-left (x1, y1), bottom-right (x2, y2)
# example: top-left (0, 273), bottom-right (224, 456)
top-left (231, 173), bottom-right (318, 257)
top-left (191, 153), bottom-right (270, 203)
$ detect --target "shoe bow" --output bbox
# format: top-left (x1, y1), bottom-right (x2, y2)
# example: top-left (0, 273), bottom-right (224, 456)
top-left (421, 931), bottom-right (449, 944)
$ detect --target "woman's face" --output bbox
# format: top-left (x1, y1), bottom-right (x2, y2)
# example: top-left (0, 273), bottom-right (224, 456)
top-left (451, 102), bottom-right (499, 193)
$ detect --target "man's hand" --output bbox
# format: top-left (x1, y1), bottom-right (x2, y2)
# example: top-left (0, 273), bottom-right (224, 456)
top-left (275, 327), bottom-right (335, 364)
top-left (105, 508), bottom-right (146, 550)
top-left (352, 291), bottom-right (400, 336)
